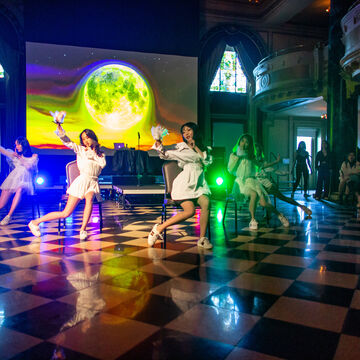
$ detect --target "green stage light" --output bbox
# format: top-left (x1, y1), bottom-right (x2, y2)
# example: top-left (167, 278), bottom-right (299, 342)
top-left (216, 177), bottom-right (224, 186)
top-left (217, 209), bottom-right (223, 222)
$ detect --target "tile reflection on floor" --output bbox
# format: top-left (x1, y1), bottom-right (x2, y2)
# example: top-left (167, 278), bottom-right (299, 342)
top-left (0, 195), bottom-right (359, 359)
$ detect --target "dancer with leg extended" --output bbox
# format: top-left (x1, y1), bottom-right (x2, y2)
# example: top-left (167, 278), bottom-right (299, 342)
top-left (28, 111), bottom-right (106, 240)
top-left (229, 134), bottom-right (289, 230)
top-left (148, 122), bottom-right (213, 249)
top-left (0, 137), bottom-right (38, 225)
top-left (291, 141), bottom-right (312, 198)
top-left (255, 143), bottom-right (312, 218)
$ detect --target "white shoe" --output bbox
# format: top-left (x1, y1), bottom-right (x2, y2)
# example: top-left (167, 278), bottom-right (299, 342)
top-left (28, 221), bottom-right (41, 237)
top-left (80, 230), bottom-right (88, 240)
top-left (278, 214), bottom-right (290, 227)
top-left (249, 219), bottom-right (258, 230)
top-left (148, 224), bottom-right (163, 246)
top-left (197, 237), bottom-right (213, 249)
top-left (0, 215), bottom-right (11, 226)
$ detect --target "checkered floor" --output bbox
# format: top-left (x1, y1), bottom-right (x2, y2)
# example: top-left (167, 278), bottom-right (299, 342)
top-left (0, 194), bottom-right (359, 359)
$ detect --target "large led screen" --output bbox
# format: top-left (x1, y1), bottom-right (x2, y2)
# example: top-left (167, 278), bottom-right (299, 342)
top-left (26, 42), bottom-right (197, 150)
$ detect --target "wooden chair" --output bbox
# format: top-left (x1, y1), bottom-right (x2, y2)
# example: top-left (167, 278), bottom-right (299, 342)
top-left (161, 161), bottom-right (211, 248)
top-left (58, 160), bottom-right (103, 232)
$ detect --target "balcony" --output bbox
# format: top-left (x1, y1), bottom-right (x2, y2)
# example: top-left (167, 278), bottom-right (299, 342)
top-left (253, 45), bottom-right (327, 111)
top-left (340, 1), bottom-right (360, 81)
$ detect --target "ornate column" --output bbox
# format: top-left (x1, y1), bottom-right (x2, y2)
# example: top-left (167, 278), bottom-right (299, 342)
top-left (327, 0), bottom-right (358, 181)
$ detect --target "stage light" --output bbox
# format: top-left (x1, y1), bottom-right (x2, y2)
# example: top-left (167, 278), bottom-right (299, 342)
top-left (216, 177), bottom-right (224, 186)
top-left (36, 176), bottom-right (45, 185)
top-left (217, 209), bottom-right (223, 222)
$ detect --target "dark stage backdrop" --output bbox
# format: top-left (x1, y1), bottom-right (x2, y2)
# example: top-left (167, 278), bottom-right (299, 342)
top-left (24, 0), bottom-right (199, 57)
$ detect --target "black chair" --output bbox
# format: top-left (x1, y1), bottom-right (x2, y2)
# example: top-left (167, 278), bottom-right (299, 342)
top-left (161, 161), bottom-right (211, 248)
top-left (58, 160), bottom-right (103, 232)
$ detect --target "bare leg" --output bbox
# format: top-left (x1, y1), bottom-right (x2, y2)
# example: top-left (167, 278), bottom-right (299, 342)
top-left (80, 192), bottom-right (94, 232)
top-left (268, 185), bottom-right (312, 216)
top-left (248, 191), bottom-right (258, 220)
top-left (32, 195), bottom-right (80, 226)
top-left (157, 201), bottom-right (195, 233)
top-left (0, 190), bottom-right (13, 210)
top-left (197, 195), bottom-right (210, 238)
top-left (259, 196), bottom-right (280, 216)
top-left (7, 188), bottom-right (24, 217)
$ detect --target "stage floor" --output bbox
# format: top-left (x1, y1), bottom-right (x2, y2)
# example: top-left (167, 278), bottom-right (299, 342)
top-left (0, 193), bottom-right (359, 359)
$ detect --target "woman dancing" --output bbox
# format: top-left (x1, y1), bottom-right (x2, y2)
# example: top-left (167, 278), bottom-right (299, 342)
top-left (28, 111), bottom-right (106, 240)
top-left (254, 143), bottom-right (312, 218)
top-left (148, 122), bottom-right (213, 249)
top-left (229, 134), bottom-right (289, 230)
top-left (0, 137), bottom-right (38, 225)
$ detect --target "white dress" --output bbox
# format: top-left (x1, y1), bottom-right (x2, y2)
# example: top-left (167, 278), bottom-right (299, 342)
top-left (232, 148), bottom-right (269, 201)
top-left (153, 142), bottom-right (212, 200)
top-left (57, 131), bottom-right (106, 201)
top-left (0, 152), bottom-right (38, 195)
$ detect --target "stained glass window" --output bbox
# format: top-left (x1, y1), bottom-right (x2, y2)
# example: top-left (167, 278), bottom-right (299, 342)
top-left (0, 64), bottom-right (4, 78)
top-left (210, 47), bottom-right (247, 93)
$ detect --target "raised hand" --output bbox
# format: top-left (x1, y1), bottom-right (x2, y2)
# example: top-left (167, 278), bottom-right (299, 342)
top-left (50, 111), bottom-right (66, 125)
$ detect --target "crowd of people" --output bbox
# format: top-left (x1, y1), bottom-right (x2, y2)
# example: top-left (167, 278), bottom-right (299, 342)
top-left (0, 114), bottom-right (359, 248)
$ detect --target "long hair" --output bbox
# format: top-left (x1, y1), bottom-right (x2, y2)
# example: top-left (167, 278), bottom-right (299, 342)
top-left (345, 151), bottom-right (356, 167)
top-left (255, 142), bottom-right (265, 162)
top-left (297, 141), bottom-right (306, 151)
top-left (180, 122), bottom-right (206, 151)
top-left (79, 129), bottom-right (103, 157)
top-left (232, 134), bottom-right (255, 160)
top-left (15, 136), bottom-right (32, 158)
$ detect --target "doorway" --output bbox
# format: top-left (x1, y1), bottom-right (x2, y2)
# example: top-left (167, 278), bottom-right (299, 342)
top-left (295, 127), bottom-right (322, 190)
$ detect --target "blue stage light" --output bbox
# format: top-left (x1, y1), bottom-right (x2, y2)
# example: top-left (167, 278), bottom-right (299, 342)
top-left (36, 176), bottom-right (45, 185)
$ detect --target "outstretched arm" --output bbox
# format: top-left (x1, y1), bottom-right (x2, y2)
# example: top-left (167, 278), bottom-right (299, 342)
top-left (0, 146), bottom-right (15, 159)
top-left (55, 123), bottom-right (81, 153)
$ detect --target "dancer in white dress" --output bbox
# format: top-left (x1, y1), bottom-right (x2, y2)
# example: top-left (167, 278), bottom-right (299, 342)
top-left (229, 134), bottom-right (289, 230)
top-left (148, 122), bottom-right (213, 249)
top-left (28, 111), bottom-right (106, 240)
top-left (255, 143), bottom-right (312, 218)
top-left (0, 137), bottom-right (38, 225)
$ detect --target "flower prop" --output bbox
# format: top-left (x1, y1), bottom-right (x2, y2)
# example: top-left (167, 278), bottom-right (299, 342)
top-left (151, 125), bottom-right (169, 141)
top-left (50, 110), bottom-right (66, 124)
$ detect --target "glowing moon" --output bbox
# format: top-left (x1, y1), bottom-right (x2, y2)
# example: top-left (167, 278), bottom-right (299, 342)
top-left (84, 64), bottom-right (150, 130)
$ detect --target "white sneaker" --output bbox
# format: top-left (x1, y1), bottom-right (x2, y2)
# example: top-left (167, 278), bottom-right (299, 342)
top-left (278, 214), bottom-right (290, 227)
top-left (28, 221), bottom-right (41, 237)
top-left (197, 237), bottom-right (213, 249)
top-left (80, 230), bottom-right (88, 240)
top-left (249, 219), bottom-right (258, 230)
top-left (148, 224), bottom-right (163, 246)
top-left (0, 215), bottom-right (11, 226)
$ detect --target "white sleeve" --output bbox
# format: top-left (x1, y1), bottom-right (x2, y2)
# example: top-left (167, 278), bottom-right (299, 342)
top-left (151, 142), bottom-right (183, 161)
top-left (55, 129), bottom-right (81, 153)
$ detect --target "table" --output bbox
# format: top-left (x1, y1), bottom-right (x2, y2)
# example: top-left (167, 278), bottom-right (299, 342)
top-left (112, 150), bottom-right (163, 175)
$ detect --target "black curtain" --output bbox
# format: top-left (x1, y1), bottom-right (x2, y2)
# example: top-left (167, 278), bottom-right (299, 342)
top-left (0, 12), bottom-right (26, 149)
top-left (198, 40), bottom-right (226, 144)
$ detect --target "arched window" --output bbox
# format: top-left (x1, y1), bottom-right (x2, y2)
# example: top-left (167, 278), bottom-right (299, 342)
top-left (0, 64), bottom-right (4, 78)
top-left (210, 46), bottom-right (247, 93)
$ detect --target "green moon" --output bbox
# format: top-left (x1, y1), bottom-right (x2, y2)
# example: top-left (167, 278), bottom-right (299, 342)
top-left (84, 64), bottom-right (150, 130)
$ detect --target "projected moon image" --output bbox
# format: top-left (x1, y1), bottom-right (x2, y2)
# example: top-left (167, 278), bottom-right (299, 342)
top-left (84, 64), bottom-right (150, 130)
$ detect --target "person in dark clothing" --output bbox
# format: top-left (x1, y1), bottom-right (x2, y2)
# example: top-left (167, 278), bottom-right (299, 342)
top-left (291, 141), bottom-right (312, 198)
top-left (314, 140), bottom-right (333, 200)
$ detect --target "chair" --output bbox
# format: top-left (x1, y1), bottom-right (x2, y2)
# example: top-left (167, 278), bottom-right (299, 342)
top-left (222, 185), bottom-right (271, 234)
top-left (58, 160), bottom-right (103, 232)
top-left (161, 161), bottom-right (211, 248)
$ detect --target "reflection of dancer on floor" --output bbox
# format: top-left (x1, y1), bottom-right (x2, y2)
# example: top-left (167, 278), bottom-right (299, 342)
top-left (148, 122), bottom-right (213, 249)
top-left (53, 251), bottom-right (105, 360)
top-left (0, 137), bottom-right (38, 226)
top-left (291, 141), bottom-right (312, 198)
top-left (28, 111), bottom-right (106, 240)
top-left (229, 134), bottom-right (289, 230)
top-left (255, 143), bottom-right (312, 218)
